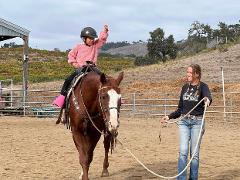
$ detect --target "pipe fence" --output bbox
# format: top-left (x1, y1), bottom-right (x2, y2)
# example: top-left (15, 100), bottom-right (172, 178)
top-left (0, 88), bottom-right (239, 120)
top-left (121, 92), bottom-right (240, 120)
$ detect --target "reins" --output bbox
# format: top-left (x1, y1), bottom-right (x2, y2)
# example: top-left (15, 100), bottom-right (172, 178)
top-left (98, 85), bottom-right (112, 125)
top-left (73, 88), bottom-right (105, 135)
top-left (116, 98), bottom-right (208, 179)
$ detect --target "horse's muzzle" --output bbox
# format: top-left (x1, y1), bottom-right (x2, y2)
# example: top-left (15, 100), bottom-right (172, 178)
top-left (107, 121), bottom-right (119, 136)
top-left (110, 129), bottom-right (118, 137)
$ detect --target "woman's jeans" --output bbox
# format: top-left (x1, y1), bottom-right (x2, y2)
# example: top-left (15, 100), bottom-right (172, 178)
top-left (177, 117), bottom-right (205, 180)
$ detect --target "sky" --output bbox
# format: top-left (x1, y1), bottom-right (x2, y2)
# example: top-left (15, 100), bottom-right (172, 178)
top-left (0, 0), bottom-right (239, 51)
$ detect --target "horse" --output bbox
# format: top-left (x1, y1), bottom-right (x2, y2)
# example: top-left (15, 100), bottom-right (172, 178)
top-left (61, 71), bottom-right (123, 180)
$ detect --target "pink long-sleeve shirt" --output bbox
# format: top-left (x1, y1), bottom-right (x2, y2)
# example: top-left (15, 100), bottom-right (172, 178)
top-left (68, 30), bottom-right (108, 68)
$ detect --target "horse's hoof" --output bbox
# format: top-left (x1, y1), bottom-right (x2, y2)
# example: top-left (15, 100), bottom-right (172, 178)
top-left (79, 171), bottom-right (83, 179)
top-left (101, 170), bottom-right (109, 177)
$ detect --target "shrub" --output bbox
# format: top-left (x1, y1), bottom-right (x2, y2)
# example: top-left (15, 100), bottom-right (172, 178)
top-left (217, 44), bottom-right (229, 52)
top-left (134, 56), bottom-right (158, 66)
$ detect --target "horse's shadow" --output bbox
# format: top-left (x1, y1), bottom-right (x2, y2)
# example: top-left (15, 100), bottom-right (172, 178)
top-left (92, 161), bottom-right (177, 179)
top-left (92, 162), bottom-right (240, 180)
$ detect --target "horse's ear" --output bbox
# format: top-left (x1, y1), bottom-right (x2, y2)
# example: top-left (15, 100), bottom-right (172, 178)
top-left (116, 71), bottom-right (124, 86)
top-left (100, 73), bottom-right (107, 84)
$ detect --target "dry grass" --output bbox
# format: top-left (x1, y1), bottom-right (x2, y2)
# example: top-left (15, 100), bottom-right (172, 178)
top-left (9, 44), bottom-right (240, 103)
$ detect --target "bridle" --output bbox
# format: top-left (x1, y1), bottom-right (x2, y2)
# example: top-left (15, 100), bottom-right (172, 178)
top-left (72, 82), bottom-right (120, 135)
top-left (98, 85), bottom-right (121, 132)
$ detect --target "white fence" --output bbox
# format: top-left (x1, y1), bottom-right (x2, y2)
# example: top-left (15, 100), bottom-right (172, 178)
top-left (0, 87), bottom-right (239, 120)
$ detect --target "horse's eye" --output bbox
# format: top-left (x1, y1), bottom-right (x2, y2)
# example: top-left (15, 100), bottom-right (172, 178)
top-left (101, 95), bottom-right (108, 100)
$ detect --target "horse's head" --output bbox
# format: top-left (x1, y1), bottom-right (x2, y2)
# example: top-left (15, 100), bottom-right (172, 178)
top-left (98, 72), bottom-right (124, 135)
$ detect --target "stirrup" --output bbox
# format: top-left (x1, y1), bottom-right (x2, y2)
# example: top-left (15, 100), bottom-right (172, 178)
top-left (56, 108), bottom-right (66, 124)
top-left (60, 109), bottom-right (66, 124)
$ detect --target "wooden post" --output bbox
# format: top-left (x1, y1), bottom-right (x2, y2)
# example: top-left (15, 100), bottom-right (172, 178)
top-left (23, 35), bottom-right (29, 116)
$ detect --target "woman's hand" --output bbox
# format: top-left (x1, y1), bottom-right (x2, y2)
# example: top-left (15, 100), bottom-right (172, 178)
top-left (204, 97), bottom-right (210, 107)
top-left (161, 116), bottom-right (169, 123)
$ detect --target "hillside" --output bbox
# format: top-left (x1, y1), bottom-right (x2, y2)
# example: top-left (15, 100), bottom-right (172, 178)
top-left (102, 42), bottom-right (148, 57)
top-left (22, 44), bottom-right (240, 96)
top-left (121, 44), bottom-right (240, 90)
top-left (108, 43), bottom-right (240, 96)
top-left (0, 47), bottom-right (67, 62)
top-left (101, 42), bottom-right (240, 91)
top-left (0, 47), bottom-right (134, 82)
top-left (1, 44), bottom-right (240, 94)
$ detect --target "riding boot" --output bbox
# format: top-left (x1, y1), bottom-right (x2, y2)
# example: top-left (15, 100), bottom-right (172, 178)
top-left (53, 95), bottom-right (65, 108)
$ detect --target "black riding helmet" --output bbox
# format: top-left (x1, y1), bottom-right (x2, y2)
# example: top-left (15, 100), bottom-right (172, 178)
top-left (80, 27), bottom-right (98, 39)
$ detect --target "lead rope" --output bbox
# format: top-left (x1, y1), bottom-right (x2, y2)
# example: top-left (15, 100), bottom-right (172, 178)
top-left (166, 98), bottom-right (205, 124)
top-left (158, 98), bottom-right (205, 142)
top-left (116, 98), bottom-right (207, 179)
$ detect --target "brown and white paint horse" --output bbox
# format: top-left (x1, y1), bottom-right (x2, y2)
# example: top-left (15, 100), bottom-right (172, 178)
top-left (63, 71), bottom-right (123, 180)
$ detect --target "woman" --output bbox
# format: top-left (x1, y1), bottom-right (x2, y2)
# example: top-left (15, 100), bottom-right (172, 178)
top-left (162, 64), bottom-right (212, 180)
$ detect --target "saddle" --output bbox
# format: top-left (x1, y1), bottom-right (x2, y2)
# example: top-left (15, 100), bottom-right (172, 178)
top-left (61, 62), bottom-right (102, 129)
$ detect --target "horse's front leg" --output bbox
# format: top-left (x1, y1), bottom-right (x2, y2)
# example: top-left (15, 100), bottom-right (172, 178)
top-left (80, 164), bottom-right (90, 180)
top-left (72, 131), bottom-right (90, 180)
top-left (101, 134), bottom-right (111, 177)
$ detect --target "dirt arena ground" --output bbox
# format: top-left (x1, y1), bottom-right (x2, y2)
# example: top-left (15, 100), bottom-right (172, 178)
top-left (0, 116), bottom-right (240, 180)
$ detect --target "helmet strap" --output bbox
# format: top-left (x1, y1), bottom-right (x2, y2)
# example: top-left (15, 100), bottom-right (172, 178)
top-left (82, 37), bottom-right (91, 47)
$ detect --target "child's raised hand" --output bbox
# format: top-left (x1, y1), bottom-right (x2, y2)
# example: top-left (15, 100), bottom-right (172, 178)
top-left (104, 25), bottom-right (109, 32)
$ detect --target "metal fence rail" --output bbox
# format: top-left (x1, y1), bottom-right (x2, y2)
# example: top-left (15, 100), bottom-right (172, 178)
top-left (121, 92), bottom-right (240, 120)
top-left (0, 88), bottom-right (239, 120)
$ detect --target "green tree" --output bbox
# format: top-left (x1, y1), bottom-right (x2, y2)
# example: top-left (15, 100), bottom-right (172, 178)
top-left (101, 41), bottom-right (130, 51)
top-left (203, 24), bottom-right (213, 39)
top-left (188, 21), bottom-right (206, 39)
top-left (164, 35), bottom-right (178, 59)
top-left (134, 56), bottom-right (156, 66)
top-left (147, 28), bottom-right (177, 62)
top-left (188, 21), bottom-right (213, 40)
top-left (218, 22), bottom-right (231, 38)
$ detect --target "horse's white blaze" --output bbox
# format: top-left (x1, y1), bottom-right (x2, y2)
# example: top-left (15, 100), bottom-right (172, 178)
top-left (107, 89), bottom-right (121, 131)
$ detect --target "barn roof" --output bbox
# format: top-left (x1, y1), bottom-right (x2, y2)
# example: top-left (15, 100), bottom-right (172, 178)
top-left (0, 18), bottom-right (30, 41)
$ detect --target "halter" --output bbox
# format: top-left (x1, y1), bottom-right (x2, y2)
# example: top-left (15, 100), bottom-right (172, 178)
top-left (98, 84), bottom-right (120, 152)
top-left (98, 85), bottom-right (120, 125)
